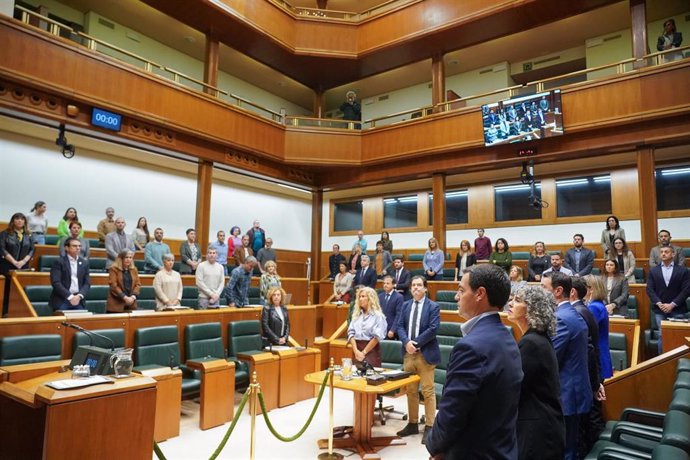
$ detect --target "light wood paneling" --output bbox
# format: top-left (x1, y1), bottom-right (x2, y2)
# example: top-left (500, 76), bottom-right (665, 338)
top-left (611, 168), bottom-right (640, 219)
top-left (468, 184), bottom-right (494, 227)
top-left (637, 147), bottom-right (658, 259)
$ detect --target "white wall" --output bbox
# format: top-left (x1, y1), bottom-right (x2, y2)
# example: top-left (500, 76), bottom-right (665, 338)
top-left (0, 0), bottom-right (15, 17)
top-left (0, 129), bottom-right (312, 251)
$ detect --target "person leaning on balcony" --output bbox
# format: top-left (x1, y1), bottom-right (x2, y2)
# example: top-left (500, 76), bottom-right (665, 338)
top-left (657, 18), bottom-right (683, 62)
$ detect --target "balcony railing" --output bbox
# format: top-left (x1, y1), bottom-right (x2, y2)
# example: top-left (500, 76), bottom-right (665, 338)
top-left (267, 0), bottom-right (417, 22)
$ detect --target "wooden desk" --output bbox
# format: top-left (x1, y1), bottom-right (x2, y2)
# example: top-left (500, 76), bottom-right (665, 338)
top-left (238, 351), bottom-right (279, 413)
top-left (661, 321), bottom-right (690, 353)
top-left (186, 358), bottom-right (235, 430)
top-left (135, 366), bottom-right (181, 441)
top-left (0, 368), bottom-right (156, 460)
top-left (272, 347), bottom-right (321, 407)
top-left (322, 304), bottom-right (349, 338)
top-left (305, 370), bottom-right (420, 459)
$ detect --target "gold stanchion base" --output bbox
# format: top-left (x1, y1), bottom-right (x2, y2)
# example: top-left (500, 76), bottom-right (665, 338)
top-left (317, 453), bottom-right (344, 460)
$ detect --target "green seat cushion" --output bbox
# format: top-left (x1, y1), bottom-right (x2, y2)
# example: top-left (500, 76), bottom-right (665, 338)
top-left (228, 321), bottom-right (262, 356)
top-left (512, 251), bottom-right (530, 260)
top-left (39, 255), bottom-right (59, 272)
top-left (89, 258), bottom-right (107, 272)
top-left (408, 254), bottom-right (424, 262)
top-left (135, 325), bottom-right (181, 367)
top-left (185, 322), bottom-right (225, 360)
top-left (73, 328), bottom-right (125, 352)
top-left (0, 334), bottom-right (62, 366)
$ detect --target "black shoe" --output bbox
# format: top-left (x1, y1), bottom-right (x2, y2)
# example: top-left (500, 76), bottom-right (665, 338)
top-left (421, 426), bottom-right (431, 444)
top-left (396, 423), bottom-right (419, 437)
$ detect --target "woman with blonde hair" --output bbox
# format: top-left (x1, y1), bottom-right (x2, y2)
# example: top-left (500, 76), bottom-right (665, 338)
top-left (262, 287), bottom-right (290, 346)
top-left (423, 237), bottom-right (444, 281)
top-left (259, 260), bottom-right (282, 305)
top-left (347, 286), bottom-right (387, 367)
top-left (454, 240), bottom-right (476, 281)
top-left (527, 241), bottom-right (549, 281)
top-left (584, 275), bottom-right (613, 379)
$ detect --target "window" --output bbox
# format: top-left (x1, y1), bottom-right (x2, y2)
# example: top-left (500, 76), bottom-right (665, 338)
top-left (384, 195), bottom-right (418, 228)
top-left (495, 183), bottom-right (542, 221)
top-left (333, 201), bottom-right (362, 232)
top-left (556, 174), bottom-right (612, 217)
top-left (656, 166), bottom-right (690, 211)
top-left (429, 190), bottom-right (469, 225)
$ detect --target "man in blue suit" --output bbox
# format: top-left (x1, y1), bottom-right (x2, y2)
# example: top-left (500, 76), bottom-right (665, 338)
top-left (542, 271), bottom-right (592, 460)
top-left (50, 237), bottom-right (91, 310)
top-left (646, 245), bottom-right (690, 354)
top-left (426, 264), bottom-right (523, 459)
top-left (379, 275), bottom-right (403, 339)
top-left (564, 233), bottom-right (595, 276)
top-left (353, 254), bottom-right (377, 289)
top-left (396, 275), bottom-right (440, 444)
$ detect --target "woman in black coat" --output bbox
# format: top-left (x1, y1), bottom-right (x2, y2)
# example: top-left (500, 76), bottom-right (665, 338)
top-left (507, 285), bottom-right (565, 460)
top-left (1, 213), bottom-right (35, 316)
top-left (261, 287), bottom-right (290, 346)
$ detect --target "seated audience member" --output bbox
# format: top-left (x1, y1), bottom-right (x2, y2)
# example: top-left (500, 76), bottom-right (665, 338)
top-left (259, 260), bottom-right (282, 304)
top-left (602, 259), bottom-right (629, 316)
top-left (333, 262), bottom-right (354, 303)
top-left (59, 221), bottom-right (90, 259)
top-left (609, 237), bottom-right (636, 284)
top-left (256, 238), bottom-right (276, 274)
top-left (528, 241), bottom-right (550, 281)
top-left (423, 237), bottom-right (444, 281)
top-left (352, 230), bottom-right (368, 254)
top-left (391, 256), bottom-right (412, 299)
top-left (474, 228), bottom-right (492, 261)
top-left (454, 240), bottom-right (476, 281)
top-left (377, 231), bottom-right (393, 253)
top-left (507, 285), bottom-right (565, 460)
top-left (565, 234), bottom-right (595, 277)
top-left (427, 265), bottom-right (522, 457)
top-left (247, 220), bottom-right (266, 256)
top-left (379, 275), bottom-right (403, 339)
top-left (234, 234), bottom-right (253, 267)
top-left (195, 247), bottom-right (225, 309)
top-left (107, 250), bottom-right (141, 313)
top-left (50, 237), bottom-right (90, 311)
top-left (646, 245), bottom-right (690, 354)
top-left (373, 241), bottom-right (393, 278)
top-left (153, 254), bottom-right (183, 310)
top-left (96, 207), bottom-right (116, 247)
top-left (354, 254), bottom-right (377, 288)
top-left (600, 215), bottom-right (626, 257)
top-left (397, 276), bottom-right (441, 444)
top-left (540, 272), bottom-right (591, 460)
top-left (131, 217), bottom-right (151, 251)
top-left (179, 228), bottom-right (201, 275)
top-left (327, 244), bottom-right (346, 280)
top-left (224, 256), bottom-right (258, 308)
top-left (648, 229), bottom-right (685, 268)
top-left (209, 230), bottom-right (231, 275)
top-left (229, 226), bottom-right (243, 251)
top-left (348, 286), bottom-right (387, 366)
top-left (27, 201), bottom-right (48, 245)
top-left (543, 252), bottom-right (574, 276)
top-left (1, 213), bottom-right (35, 315)
top-left (490, 238), bottom-right (512, 273)
top-left (105, 217), bottom-right (136, 269)
top-left (262, 287), bottom-right (290, 346)
top-left (143, 228), bottom-right (171, 274)
top-left (348, 245), bottom-right (362, 274)
top-left (57, 207), bottom-right (83, 238)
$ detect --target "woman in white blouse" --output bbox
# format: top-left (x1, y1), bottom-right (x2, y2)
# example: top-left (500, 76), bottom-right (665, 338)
top-left (153, 253), bottom-right (183, 310)
top-left (131, 217), bottom-right (151, 251)
top-left (27, 201), bottom-right (48, 245)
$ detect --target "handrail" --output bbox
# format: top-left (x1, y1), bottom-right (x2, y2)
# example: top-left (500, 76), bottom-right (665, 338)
top-left (526, 57), bottom-right (637, 90)
top-left (365, 105), bottom-right (432, 127)
top-left (229, 94), bottom-right (283, 121)
top-left (284, 115), bottom-right (361, 130)
top-left (77, 32), bottom-right (164, 73)
top-left (643, 44), bottom-right (690, 65)
top-left (162, 66), bottom-right (228, 96)
top-left (434, 84), bottom-right (524, 110)
top-left (266, 0), bottom-right (419, 22)
top-left (15, 5), bottom-right (71, 36)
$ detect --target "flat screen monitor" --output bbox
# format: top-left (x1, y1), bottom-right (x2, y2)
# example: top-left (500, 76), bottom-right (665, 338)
top-left (482, 89), bottom-right (563, 147)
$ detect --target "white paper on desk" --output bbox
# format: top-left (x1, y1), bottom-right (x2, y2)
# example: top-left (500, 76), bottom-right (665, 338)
top-left (380, 370), bottom-right (405, 377)
top-left (46, 375), bottom-right (114, 390)
top-left (264, 346), bottom-right (291, 351)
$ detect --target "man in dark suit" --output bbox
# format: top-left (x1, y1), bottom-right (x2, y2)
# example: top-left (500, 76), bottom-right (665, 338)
top-left (50, 237), bottom-right (91, 311)
top-left (391, 256), bottom-right (411, 299)
top-left (379, 275), bottom-right (403, 339)
top-left (646, 245), bottom-right (690, 354)
top-left (427, 264), bottom-right (523, 459)
top-left (353, 254), bottom-right (377, 288)
top-left (327, 244), bottom-right (345, 280)
top-left (565, 234), bottom-right (595, 276)
top-left (396, 275), bottom-right (440, 444)
top-left (541, 271), bottom-right (591, 460)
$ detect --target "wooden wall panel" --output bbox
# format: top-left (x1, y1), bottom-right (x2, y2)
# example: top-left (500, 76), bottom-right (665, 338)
top-left (468, 185), bottom-right (494, 227)
top-left (284, 128), bottom-right (361, 164)
top-left (293, 22), bottom-right (358, 55)
top-left (611, 168), bottom-right (640, 219)
top-left (362, 197), bottom-right (383, 235)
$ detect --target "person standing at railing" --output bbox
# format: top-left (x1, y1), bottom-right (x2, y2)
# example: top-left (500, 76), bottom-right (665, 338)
top-left (657, 18), bottom-right (683, 62)
top-left (340, 90), bottom-right (361, 126)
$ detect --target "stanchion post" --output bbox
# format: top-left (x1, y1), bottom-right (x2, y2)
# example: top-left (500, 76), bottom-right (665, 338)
top-left (318, 358), bottom-right (343, 460)
top-left (250, 371), bottom-right (258, 460)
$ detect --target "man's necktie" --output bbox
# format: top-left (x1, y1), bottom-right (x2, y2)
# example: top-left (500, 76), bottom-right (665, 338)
top-left (410, 301), bottom-right (419, 340)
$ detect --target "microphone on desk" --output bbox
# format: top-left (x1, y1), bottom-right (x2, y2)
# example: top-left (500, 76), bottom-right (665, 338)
top-left (61, 321), bottom-right (115, 351)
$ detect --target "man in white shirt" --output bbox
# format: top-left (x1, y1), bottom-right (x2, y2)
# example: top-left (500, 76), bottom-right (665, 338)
top-left (49, 237), bottom-right (91, 310)
top-left (542, 252), bottom-right (574, 276)
top-left (195, 248), bottom-right (226, 309)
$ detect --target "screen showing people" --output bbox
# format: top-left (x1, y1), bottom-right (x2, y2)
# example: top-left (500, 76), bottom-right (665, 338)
top-left (482, 89), bottom-right (563, 146)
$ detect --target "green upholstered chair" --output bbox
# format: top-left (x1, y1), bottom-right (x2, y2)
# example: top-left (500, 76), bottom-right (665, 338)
top-left (39, 255), bottom-right (59, 272)
top-left (88, 258), bottom-right (107, 273)
top-left (136, 286), bottom-right (157, 310)
top-left (173, 262), bottom-right (182, 272)
top-left (73, 328), bottom-right (125, 353)
top-left (410, 268), bottom-right (426, 278)
top-left (247, 287), bottom-right (261, 305)
top-left (377, 339), bottom-right (406, 424)
top-left (408, 254), bottom-right (424, 262)
top-left (678, 359), bottom-right (690, 374)
top-left (437, 322), bottom-right (463, 346)
top-left (627, 295), bottom-right (639, 319)
top-left (512, 251), bottom-right (531, 260)
top-left (84, 285), bottom-right (109, 314)
top-left (87, 239), bottom-right (100, 248)
top-left (0, 334), bottom-right (62, 365)
top-left (634, 267), bottom-right (645, 284)
top-left (44, 235), bottom-right (60, 245)
top-left (134, 325), bottom-right (201, 396)
top-left (134, 259), bottom-right (146, 272)
top-left (434, 344), bottom-right (454, 404)
top-left (645, 308), bottom-right (661, 358)
top-left (609, 332), bottom-right (628, 372)
top-left (591, 267), bottom-right (601, 276)
top-left (227, 320), bottom-right (264, 388)
top-left (23, 285), bottom-right (54, 317)
top-left (184, 321), bottom-right (247, 388)
top-left (435, 290), bottom-right (457, 311)
top-left (442, 268), bottom-right (455, 281)
top-left (181, 286), bottom-right (199, 309)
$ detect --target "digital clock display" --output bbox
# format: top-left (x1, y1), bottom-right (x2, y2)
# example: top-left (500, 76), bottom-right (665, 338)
top-left (91, 107), bottom-right (122, 132)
